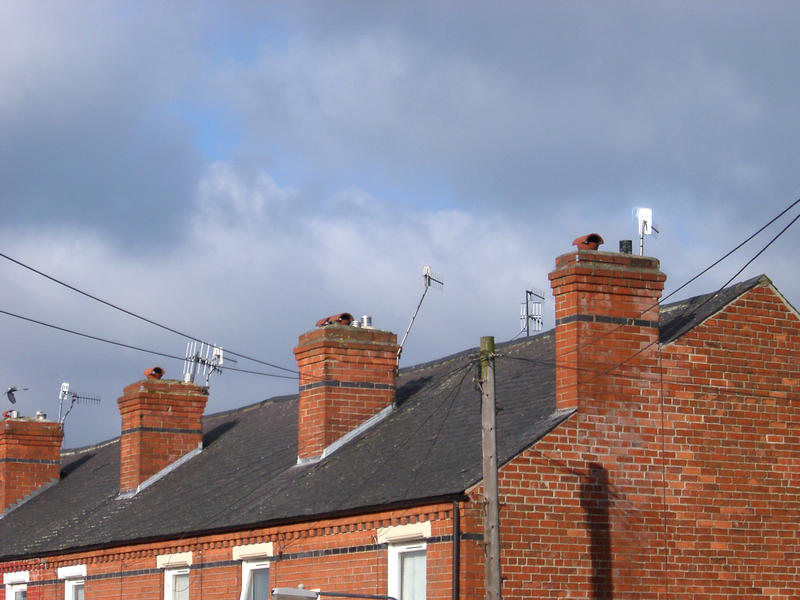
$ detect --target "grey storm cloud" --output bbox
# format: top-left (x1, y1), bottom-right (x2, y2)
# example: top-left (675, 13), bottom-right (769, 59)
top-left (0, 2), bottom-right (206, 245)
top-left (1, 1), bottom-right (798, 447)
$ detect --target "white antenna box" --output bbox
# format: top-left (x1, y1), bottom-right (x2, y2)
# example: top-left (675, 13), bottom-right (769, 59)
top-left (634, 207), bottom-right (660, 255)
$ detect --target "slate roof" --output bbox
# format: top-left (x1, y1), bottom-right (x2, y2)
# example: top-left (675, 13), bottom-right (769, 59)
top-left (659, 274), bottom-right (767, 343)
top-left (0, 276), bottom-right (769, 560)
top-left (0, 331), bottom-right (564, 560)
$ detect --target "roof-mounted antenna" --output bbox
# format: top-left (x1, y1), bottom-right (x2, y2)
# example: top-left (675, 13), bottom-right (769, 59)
top-left (58, 382), bottom-right (101, 425)
top-left (634, 207), bottom-right (660, 256)
top-left (520, 288), bottom-right (545, 337)
top-left (183, 341), bottom-right (236, 386)
top-left (5, 386), bottom-right (28, 405)
top-left (397, 265), bottom-right (444, 368)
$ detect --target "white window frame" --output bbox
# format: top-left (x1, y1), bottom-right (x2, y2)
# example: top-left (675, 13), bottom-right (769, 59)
top-left (64, 579), bottom-right (84, 600)
top-left (232, 542), bottom-right (272, 600)
top-left (4, 584), bottom-right (26, 600)
top-left (387, 542), bottom-right (427, 600)
top-left (57, 565), bottom-right (87, 600)
top-left (239, 559), bottom-right (270, 600)
top-left (164, 567), bottom-right (190, 600)
top-left (4, 571), bottom-right (29, 600)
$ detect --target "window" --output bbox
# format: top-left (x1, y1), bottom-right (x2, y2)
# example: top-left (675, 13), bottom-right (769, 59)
top-left (164, 568), bottom-right (190, 600)
top-left (58, 564), bottom-right (86, 600)
top-left (4, 585), bottom-right (26, 600)
top-left (4, 571), bottom-right (28, 600)
top-left (232, 542), bottom-right (273, 600)
top-left (157, 552), bottom-right (192, 600)
top-left (388, 543), bottom-right (426, 600)
top-left (65, 580), bottom-right (84, 600)
top-left (240, 560), bottom-right (269, 600)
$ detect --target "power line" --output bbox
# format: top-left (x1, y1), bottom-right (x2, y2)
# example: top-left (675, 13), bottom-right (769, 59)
top-left (0, 251), bottom-right (299, 376)
top-left (224, 364), bottom-right (298, 380)
top-left (3, 197), bottom-right (796, 387)
top-left (660, 196), bottom-right (800, 305)
top-left (0, 308), bottom-right (184, 361)
top-left (499, 204), bottom-right (800, 390)
top-left (553, 197), bottom-right (800, 359)
top-left (581, 208), bottom-right (800, 386)
top-left (0, 308), bottom-right (298, 381)
top-left (671, 209), bottom-right (800, 324)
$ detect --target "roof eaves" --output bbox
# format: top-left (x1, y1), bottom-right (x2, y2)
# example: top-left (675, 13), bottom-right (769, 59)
top-left (0, 493), bottom-right (470, 563)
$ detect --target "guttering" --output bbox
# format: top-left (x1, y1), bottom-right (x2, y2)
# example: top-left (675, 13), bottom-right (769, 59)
top-left (452, 500), bottom-right (460, 600)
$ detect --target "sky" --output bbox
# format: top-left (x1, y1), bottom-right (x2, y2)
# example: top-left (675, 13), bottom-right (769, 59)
top-left (1, 1), bottom-right (799, 448)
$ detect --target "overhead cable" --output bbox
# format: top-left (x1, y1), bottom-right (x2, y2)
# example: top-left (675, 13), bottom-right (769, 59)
top-left (659, 196), bottom-right (800, 305)
top-left (0, 251), bottom-right (298, 375)
top-left (557, 196), bottom-right (800, 357)
top-left (0, 308), bottom-right (298, 381)
top-left (558, 207), bottom-right (800, 385)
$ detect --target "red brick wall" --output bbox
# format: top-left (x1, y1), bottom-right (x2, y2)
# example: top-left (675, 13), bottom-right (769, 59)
top-left (117, 378), bottom-right (207, 494)
top-left (294, 325), bottom-right (398, 460)
top-left (0, 504), bottom-right (458, 600)
top-left (0, 418), bottom-right (63, 512)
top-left (658, 282), bottom-right (800, 598)
top-left (462, 277), bottom-right (799, 598)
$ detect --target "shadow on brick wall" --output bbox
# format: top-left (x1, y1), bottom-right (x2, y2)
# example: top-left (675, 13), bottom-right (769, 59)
top-left (580, 463), bottom-right (613, 599)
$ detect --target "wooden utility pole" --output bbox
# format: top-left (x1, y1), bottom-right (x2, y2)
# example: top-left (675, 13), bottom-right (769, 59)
top-left (480, 336), bottom-right (501, 600)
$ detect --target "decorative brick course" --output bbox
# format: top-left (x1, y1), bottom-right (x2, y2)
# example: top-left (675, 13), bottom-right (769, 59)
top-left (0, 504), bottom-right (458, 600)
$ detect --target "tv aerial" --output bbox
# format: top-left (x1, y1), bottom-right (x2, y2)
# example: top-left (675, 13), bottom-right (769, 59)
top-left (634, 207), bottom-right (660, 256)
top-left (520, 288), bottom-right (544, 337)
top-left (397, 265), bottom-right (444, 367)
top-left (182, 341), bottom-right (236, 386)
top-left (5, 386), bottom-right (28, 405)
top-left (58, 382), bottom-right (101, 425)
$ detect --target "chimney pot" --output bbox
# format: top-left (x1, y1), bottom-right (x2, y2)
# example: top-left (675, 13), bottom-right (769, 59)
top-left (619, 240), bottom-right (633, 254)
top-left (572, 233), bottom-right (604, 251)
top-left (315, 312), bottom-right (354, 327)
top-left (144, 366), bottom-right (164, 379)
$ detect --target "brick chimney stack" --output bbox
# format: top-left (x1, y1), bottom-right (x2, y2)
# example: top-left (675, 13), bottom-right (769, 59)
top-left (117, 372), bottom-right (207, 495)
top-left (294, 316), bottom-right (398, 462)
top-left (0, 415), bottom-right (63, 514)
top-left (548, 239), bottom-right (666, 413)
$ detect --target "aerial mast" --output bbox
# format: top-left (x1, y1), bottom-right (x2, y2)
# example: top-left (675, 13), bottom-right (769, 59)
top-left (396, 265), bottom-right (443, 368)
